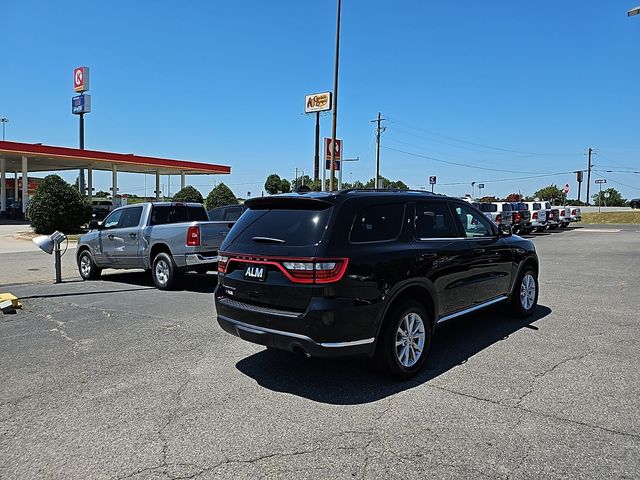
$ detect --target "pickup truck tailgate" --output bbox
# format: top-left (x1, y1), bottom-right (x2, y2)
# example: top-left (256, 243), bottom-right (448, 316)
top-left (199, 221), bottom-right (234, 250)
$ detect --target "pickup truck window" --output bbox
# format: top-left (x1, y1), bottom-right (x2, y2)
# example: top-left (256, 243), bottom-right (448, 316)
top-left (502, 204), bottom-right (512, 211)
top-left (478, 203), bottom-right (497, 213)
top-left (119, 206), bottom-right (143, 228)
top-left (104, 209), bottom-right (123, 229)
top-left (533, 202), bottom-right (542, 210)
top-left (150, 205), bottom-right (208, 225)
top-left (545, 202), bottom-right (551, 209)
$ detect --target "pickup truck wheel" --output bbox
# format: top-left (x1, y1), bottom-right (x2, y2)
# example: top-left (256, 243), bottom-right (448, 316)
top-left (536, 227), bottom-right (546, 233)
top-left (509, 268), bottom-right (538, 318)
top-left (375, 300), bottom-right (431, 379)
top-left (152, 252), bottom-right (179, 290)
top-left (78, 250), bottom-right (102, 280)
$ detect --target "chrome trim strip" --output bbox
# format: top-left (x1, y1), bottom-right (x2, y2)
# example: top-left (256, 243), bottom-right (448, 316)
top-left (218, 296), bottom-right (301, 318)
top-left (320, 338), bottom-right (375, 348)
top-left (437, 296), bottom-right (508, 324)
top-left (218, 315), bottom-right (374, 349)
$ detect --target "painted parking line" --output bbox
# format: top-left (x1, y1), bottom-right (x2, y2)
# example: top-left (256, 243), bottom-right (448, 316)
top-left (577, 228), bottom-right (622, 233)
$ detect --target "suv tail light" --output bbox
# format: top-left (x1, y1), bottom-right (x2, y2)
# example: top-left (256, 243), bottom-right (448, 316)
top-left (186, 226), bottom-right (200, 246)
top-left (219, 253), bottom-right (348, 284)
top-left (495, 214), bottom-right (502, 224)
top-left (560, 210), bottom-right (565, 217)
top-left (532, 212), bottom-right (538, 220)
top-left (514, 212), bottom-right (521, 222)
top-left (572, 209), bottom-right (576, 215)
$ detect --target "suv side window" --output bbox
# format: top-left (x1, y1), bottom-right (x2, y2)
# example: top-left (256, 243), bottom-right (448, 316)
top-left (350, 203), bottom-right (405, 243)
top-left (453, 204), bottom-right (495, 238)
top-left (119, 206), bottom-right (143, 228)
top-left (415, 202), bottom-right (459, 239)
top-left (103, 209), bottom-right (123, 229)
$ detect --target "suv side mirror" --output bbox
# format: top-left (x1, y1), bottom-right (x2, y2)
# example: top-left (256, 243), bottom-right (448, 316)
top-left (88, 220), bottom-right (102, 230)
top-left (498, 223), bottom-right (512, 237)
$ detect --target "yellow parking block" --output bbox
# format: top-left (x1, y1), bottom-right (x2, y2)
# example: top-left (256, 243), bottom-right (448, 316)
top-left (0, 293), bottom-right (22, 309)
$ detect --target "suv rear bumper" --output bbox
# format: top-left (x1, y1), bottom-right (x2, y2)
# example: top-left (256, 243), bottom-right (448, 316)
top-left (215, 291), bottom-right (378, 358)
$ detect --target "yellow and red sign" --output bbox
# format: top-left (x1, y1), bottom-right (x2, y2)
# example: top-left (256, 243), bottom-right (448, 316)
top-left (73, 66), bottom-right (90, 93)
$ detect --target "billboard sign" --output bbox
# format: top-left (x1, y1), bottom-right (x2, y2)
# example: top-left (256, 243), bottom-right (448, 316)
top-left (72, 94), bottom-right (91, 114)
top-left (477, 183), bottom-right (485, 189)
top-left (429, 176), bottom-right (437, 185)
top-left (305, 92), bottom-right (332, 113)
top-left (325, 160), bottom-right (341, 171)
top-left (73, 66), bottom-right (90, 92)
top-left (324, 137), bottom-right (342, 161)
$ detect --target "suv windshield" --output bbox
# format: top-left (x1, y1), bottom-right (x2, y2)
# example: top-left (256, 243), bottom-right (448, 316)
top-left (226, 207), bottom-right (332, 247)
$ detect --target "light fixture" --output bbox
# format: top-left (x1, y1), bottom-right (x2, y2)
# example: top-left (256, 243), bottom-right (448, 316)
top-left (33, 231), bottom-right (68, 283)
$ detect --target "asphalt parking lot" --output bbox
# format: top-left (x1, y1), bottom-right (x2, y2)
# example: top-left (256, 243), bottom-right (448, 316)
top-left (1, 225), bottom-right (639, 479)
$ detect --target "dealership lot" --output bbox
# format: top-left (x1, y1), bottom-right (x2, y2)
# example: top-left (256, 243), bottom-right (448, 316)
top-left (0, 226), bottom-right (638, 479)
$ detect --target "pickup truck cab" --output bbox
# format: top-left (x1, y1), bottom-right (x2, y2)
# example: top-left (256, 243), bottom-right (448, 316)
top-left (554, 206), bottom-right (571, 228)
top-left (569, 207), bottom-right (582, 223)
top-left (472, 202), bottom-right (503, 224)
top-left (523, 201), bottom-right (547, 232)
top-left (77, 202), bottom-right (230, 289)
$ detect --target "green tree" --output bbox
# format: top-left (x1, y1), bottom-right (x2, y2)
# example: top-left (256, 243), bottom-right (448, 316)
top-left (592, 187), bottom-right (626, 207)
top-left (172, 185), bottom-right (204, 204)
top-left (280, 178), bottom-right (291, 193)
top-left (532, 184), bottom-right (564, 203)
top-left (479, 196), bottom-right (497, 202)
top-left (504, 193), bottom-right (522, 202)
top-left (264, 174), bottom-right (282, 195)
top-left (364, 176), bottom-right (409, 189)
top-left (94, 190), bottom-right (110, 197)
top-left (27, 174), bottom-right (92, 234)
top-left (204, 183), bottom-right (238, 210)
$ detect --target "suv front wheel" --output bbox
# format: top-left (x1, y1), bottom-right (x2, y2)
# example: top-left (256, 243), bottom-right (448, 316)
top-left (509, 268), bottom-right (538, 317)
top-left (376, 300), bottom-right (432, 379)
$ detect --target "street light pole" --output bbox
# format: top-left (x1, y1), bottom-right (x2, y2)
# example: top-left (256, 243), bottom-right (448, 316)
top-left (329, 0), bottom-right (341, 192)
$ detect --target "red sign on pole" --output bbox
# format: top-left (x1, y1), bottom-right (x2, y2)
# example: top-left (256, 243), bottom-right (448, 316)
top-left (324, 138), bottom-right (342, 162)
top-left (73, 66), bottom-right (90, 93)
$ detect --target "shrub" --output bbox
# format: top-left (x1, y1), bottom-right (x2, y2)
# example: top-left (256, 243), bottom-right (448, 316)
top-left (27, 175), bottom-right (92, 234)
top-left (172, 185), bottom-right (204, 204)
top-left (204, 183), bottom-right (238, 210)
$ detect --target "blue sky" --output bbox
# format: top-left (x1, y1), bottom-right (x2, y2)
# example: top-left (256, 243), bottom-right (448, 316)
top-left (2, 0), bottom-right (639, 200)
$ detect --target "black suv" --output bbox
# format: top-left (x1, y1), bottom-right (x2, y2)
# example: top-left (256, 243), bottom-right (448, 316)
top-left (214, 190), bottom-right (539, 378)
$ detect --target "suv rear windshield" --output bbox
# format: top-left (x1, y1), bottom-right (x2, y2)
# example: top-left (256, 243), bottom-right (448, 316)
top-left (478, 203), bottom-right (497, 213)
top-left (150, 205), bottom-right (208, 225)
top-left (226, 207), bottom-right (332, 247)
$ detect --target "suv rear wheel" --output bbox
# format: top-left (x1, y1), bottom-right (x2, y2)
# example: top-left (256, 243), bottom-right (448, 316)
top-left (509, 268), bottom-right (538, 317)
top-left (375, 300), bottom-right (432, 379)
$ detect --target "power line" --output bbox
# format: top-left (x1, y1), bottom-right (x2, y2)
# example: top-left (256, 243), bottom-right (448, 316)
top-left (438, 171), bottom-right (578, 186)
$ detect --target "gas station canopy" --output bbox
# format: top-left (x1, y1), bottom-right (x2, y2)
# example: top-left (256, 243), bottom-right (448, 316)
top-left (0, 140), bottom-right (231, 175)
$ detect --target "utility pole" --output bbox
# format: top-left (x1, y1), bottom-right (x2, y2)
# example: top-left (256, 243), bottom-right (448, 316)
top-left (371, 112), bottom-right (386, 188)
top-left (329, 0), bottom-right (341, 191)
top-left (314, 111), bottom-right (320, 181)
top-left (586, 147), bottom-right (593, 206)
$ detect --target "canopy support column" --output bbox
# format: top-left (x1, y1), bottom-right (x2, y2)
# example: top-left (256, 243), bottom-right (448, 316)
top-left (155, 172), bottom-right (161, 201)
top-left (111, 164), bottom-right (118, 206)
top-left (0, 157), bottom-right (6, 214)
top-left (14, 172), bottom-right (18, 203)
top-left (180, 171), bottom-right (185, 190)
top-left (21, 156), bottom-right (28, 213)
top-left (87, 166), bottom-right (93, 202)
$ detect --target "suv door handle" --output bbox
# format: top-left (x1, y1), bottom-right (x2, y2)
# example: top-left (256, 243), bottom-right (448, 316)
top-left (129, 233), bottom-right (137, 238)
top-left (472, 248), bottom-right (485, 254)
top-left (107, 234), bottom-right (115, 240)
top-left (418, 253), bottom-right (437, 261)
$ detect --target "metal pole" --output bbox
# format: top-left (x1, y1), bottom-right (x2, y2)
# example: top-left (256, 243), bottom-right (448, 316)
top-left (598, 182), bottom-right (602, 213)
top-left (375, 112), bottom-right (381, 188)
top-left (338, 163), bottom-right (342, 190)
top-left (329, 0), bottom-right (341, 191)
top-left (586, 148), bottom-right (592, 206)
top-left (79, 113), bottom-right (85, 195)
top-left (314, 111), bottom-right (320, 181)
top-left (54, 244), bottom-right (62, 284)
top-left (577, 175), bottom-right (582, 206)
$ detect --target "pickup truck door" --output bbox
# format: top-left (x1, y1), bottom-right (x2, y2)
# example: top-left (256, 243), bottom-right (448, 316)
top-left (112, 206), bottom-right (144, 268)
top-left (451, 204), bottom-right (513, 304)
top-left (94, 209), bottom-right (124, 265)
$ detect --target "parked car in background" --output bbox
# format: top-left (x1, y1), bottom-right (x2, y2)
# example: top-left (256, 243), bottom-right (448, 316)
top-left (629, 198), bottom-right (640, 209)
top-left (555, 206), bottom-right (571, 228)
top-left (569, 207), bottom-right (582, 223)
top-left (507, 202), bottom-right (532, 234)
top-left (472, 202), bottom-right (503, 225)
top-left (91, 199), bottom-right (113, 220)
top-left (215, 190), bottom-right (539, 379)
top-left (544, 202), bottom-right (560, 230)
top-left (523, 201), bottom-right (548, 232)
top-left (490, 202), bottom-right (515, 227)
top-left (207, 204), bottom-right (246, 243)
top-left (77, 202), bottom-right (232, 289)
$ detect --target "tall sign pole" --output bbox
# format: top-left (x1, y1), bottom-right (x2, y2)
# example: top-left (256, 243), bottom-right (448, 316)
top-left (72, 66), bottom-right (90, 194)
top-left (314, 111), bottom-right (320, 181)
top-left (305, 92), bottom-right (331, 184)
top-left (585, 147), bottom-right (593, 205)
top-left (329, 0), bottom-right (341, 191)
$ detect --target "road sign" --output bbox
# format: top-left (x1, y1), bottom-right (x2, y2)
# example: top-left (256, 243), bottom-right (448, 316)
top-left (73, 66), bottom-right (90, 93)
top-left (324, 138), bottom-right (342, 162)
top-left (72, 94), bottom-right (91, 114)
top-left (564, 183), bottom-right (570, 194)
top-left (305, 92), bottom-right (332, 113)
top-left (325, 160), bottom-right (341, 171)
top-left (477, 183), bottom-right (485, 189)
top-left (595, 179), bottom-right (607, 184)
top-left (604, 192), bottom-right (611, 198)
top-left (429, 176), bottom-right (437, 185)
top-left (576, 171), bottom-right (583, 182)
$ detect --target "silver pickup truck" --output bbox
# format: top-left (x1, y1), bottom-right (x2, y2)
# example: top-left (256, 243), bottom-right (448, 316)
top-left (76, 202), bottom-right (232, 289)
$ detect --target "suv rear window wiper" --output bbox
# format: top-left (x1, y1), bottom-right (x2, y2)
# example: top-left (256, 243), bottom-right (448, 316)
top-left (252, 236), bottom-right (286, 244)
